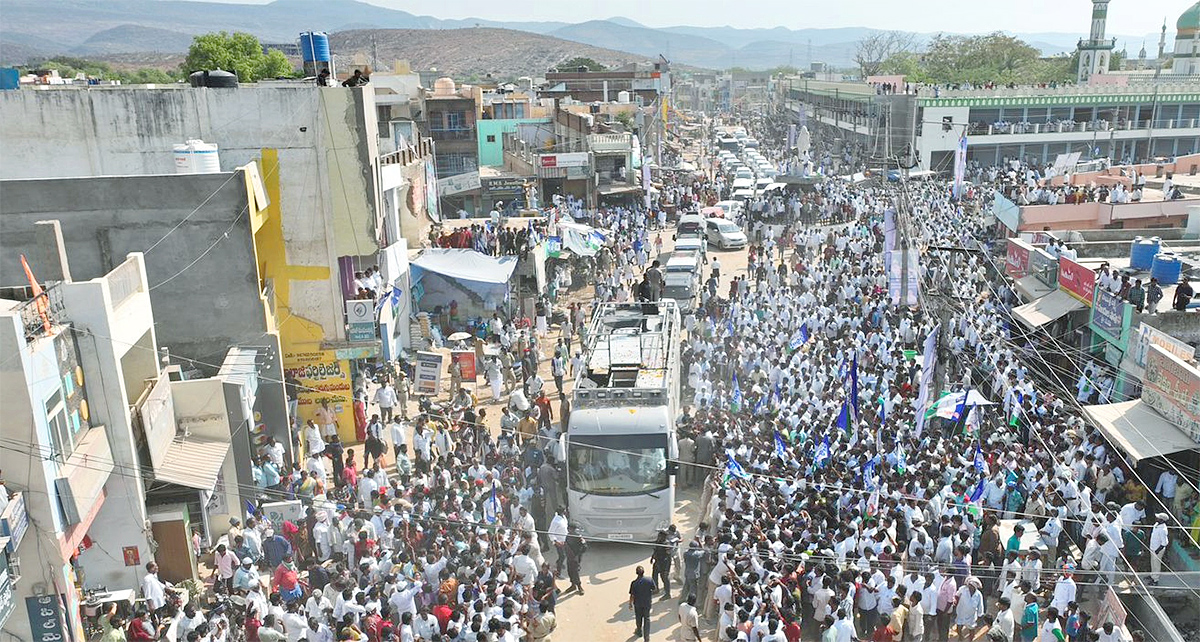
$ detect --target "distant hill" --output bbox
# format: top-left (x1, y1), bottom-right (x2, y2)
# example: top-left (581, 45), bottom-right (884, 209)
top-left (329, 28), bottom-right (652, 78)
top-left (0, 0), bottom-right (1160, 70)
top-left (73, 25), bottom-right (196, 55)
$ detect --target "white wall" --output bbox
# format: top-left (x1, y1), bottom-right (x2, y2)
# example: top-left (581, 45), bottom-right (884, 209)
top-left (916, 105), bottom-right (971, 170)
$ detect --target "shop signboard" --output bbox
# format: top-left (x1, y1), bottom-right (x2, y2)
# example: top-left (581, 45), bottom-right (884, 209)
top-left (1057, 256), bottom-right (1095, 306)
top-left (283, 348), bottom-right (352, 434)
top-left (482, 178), bottom-right (527, 197)
top-left (540, 152), bottom-right (589, 168)
top-left (1089, 286), bottom-right (1132, 350)
top-left (25, 594), bottom-right (65, 642)
top-left (0, 493), bottom-right (27, 554)
top-left (0, 554), bottom-right (13, 631)
top-left (345, 300), bottom-right (376, 342)
top-left (414, 351), bottom-right (445, 395)
top-left (1142, 344), bottom-right (1200, 442)
top-left (1130, 323), bottom-right (1195, 369)
top-left (1005, 239), bottom-right (1031, 278)
top-left (451, 350), bottom-right (477, 381)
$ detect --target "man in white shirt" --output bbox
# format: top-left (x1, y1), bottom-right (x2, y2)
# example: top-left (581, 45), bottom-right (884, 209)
top-left (677, 594), bottom-right (701, 642)
top-left (548, 510), bottom-right (569, 577)
top-left (1149, 513), bottom-right (1170, 585)
top-left (375, 382), bottom-right (398, 423)
top-left (993, 596), bottom-right (1015, 641)
top-left (141, 561), bottom-right (171, 612)
top-left (1155, 470), bottom-right (1178, 506)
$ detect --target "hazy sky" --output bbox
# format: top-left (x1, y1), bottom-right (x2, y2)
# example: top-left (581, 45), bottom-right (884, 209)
top-left (357, 0), bottom-right (1188, 38)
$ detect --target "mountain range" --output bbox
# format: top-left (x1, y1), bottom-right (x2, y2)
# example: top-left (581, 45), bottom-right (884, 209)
top-left (0, 0), bottom-right (1159, 71)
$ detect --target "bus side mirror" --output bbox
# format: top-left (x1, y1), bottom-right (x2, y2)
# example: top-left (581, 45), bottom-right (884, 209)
top-left (667, 461), bottom-right (679, 475)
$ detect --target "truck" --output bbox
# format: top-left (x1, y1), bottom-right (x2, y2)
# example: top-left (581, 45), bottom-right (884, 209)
top-left (565, 301), bottom-right (682, 541)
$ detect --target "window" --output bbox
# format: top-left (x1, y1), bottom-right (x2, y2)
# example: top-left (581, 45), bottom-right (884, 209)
top-left (486, 135), bottom-right (496, 143)
top-left (445, 111), bottom-right (465, 130)
top-left (45, 390), bottom-right (72, 457)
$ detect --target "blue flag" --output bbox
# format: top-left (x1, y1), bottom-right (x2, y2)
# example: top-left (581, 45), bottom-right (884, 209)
top-left (725, 317), bottom-right (735, 337)
top-left (849, 356), bottom-right (859, 419)
top-left (771, 382), bottom-right (782, 406)
top-left (952, 389), bottom-right (970, 422)
top-left (789, 334), bottom-right (804, 352)
top-left (836, 400), bottom-right (851, 432)
top-left (799, 322), bottom-right (809, 344)
top-left (725, 453), bottom-right (751, 481)
top-left (487, 484), bottom-right (500, 523)
top-left (754, 393), bottom-right (767, 416)
top-left (774, 431), bottom-right (788, 461)
top-left (969, 477), bottom-right (986, 502)
top-left (973, 444), bottom-right (987, 474)
top-left (862, 456), bottom-right (878, 489)
top-left (814, 436), bottom-right (831, 468)
top-left (894, 442), bottom-right (907, 474)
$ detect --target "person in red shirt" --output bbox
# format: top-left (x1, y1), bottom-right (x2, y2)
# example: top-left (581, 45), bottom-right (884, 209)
top-left (872, 622), bottom-right (897, 642)
top-left (244, 607), bottom-right (262, 642)
top-left (432, 594), bottom-right (454, 634)
top-left (126, 607), bottom-right (159, 642)
top-left (271, 554), bottom-right (302, 603)
top-left (783, 612), bottom-right (802, 642)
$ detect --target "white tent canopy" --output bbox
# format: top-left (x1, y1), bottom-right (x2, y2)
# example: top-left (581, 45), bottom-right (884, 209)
top-left (1082, 400), bottom-right (1200, 464)
top-left (1012, 290), bottom-right (1085, 328)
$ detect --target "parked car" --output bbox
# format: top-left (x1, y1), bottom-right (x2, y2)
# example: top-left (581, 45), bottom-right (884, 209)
top-left (705, 218), bottom-right (747, 250)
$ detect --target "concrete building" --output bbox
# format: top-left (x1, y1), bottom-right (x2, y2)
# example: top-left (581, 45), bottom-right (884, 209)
top-left (782, 78), bottom-right (1200, 171)
top-left (0, 84), bottom-right (435, 443)
top-left (0, 253), bottom-right (158, 642)
top-left (541, 58), bottom-right (671, 105)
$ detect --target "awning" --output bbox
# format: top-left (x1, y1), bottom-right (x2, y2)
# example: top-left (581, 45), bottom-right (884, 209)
top-left (154, 438), bottom-right (230, 491)
top-left (411, 249), bottom-right (518, 285)
top-left (1081, 400), bottom-right (1199, 464)
top-left (1014, 275), bottom-right (1056, 302)
top-left (1011, 289), bottom-right (1085, 328)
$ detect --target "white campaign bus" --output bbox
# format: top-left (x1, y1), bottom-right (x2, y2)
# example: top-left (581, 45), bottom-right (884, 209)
top-left (565, 301), bottom-right (682, 541)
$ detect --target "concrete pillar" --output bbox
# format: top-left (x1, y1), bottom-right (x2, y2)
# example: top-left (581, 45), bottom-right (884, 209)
top-left (35, 219), bottom-right (72, 282)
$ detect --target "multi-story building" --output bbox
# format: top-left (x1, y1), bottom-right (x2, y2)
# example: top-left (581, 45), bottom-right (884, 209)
top-left (0, 82), bottom-right (434, 457)
top-left (541, 58), bottom-right (671, 105)
top-left (783, 77), bottom-right (1200, 171)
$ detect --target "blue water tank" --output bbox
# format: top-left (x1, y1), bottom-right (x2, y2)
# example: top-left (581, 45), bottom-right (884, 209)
top-left (0, 68), bottom-right (19, 90)
top-left (1129, 235), bottom-right (1161, 271)
top-left (300, 32), bottom-right (330, 62)
top-left (1151, 252), bottom-right (1183, 285)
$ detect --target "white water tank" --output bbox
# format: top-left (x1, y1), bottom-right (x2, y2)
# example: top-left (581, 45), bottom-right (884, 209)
top-left (173, 139), bottom-right (221, 174)
top-left (617, 90), bottom-right (631, 104)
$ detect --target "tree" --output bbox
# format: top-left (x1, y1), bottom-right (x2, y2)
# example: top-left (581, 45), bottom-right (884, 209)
top-left (555, 57), bottom-right (606, 72)
top-left (184, 31), bottom-right (295, 82)
top-left (22, 56), bottom-right (180, 84)
top-left (770, 65), bottom-right (800, 76)
top-left (854, 31), bottom-right (915, 78)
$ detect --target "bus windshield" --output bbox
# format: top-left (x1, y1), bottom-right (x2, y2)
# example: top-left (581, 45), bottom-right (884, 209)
top-left (568, 433), bottom-right (668, 496)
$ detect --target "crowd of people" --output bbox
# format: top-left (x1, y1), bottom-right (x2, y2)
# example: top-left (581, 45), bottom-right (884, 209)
top-left (92, 112), bottom-right (1200, 642)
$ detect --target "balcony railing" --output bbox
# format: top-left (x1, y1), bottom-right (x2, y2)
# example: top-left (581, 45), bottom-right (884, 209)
top-left (430, 126), bottom-right (476, 141)
top-left (380, 137), bottom-right (434, 166)
top-left (969, 118), bottom-right (1200, 136)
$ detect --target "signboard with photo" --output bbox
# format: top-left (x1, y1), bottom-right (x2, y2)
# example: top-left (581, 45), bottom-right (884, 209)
top-left (1143, 344), bottom-right (1200, 442)
top-left (1005, 239), bottom-right (1031, 278)
top-left (1090, 286), bottom-right (1132, 350)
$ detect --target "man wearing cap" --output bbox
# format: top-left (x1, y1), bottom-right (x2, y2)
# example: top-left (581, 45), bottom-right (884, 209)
top-left (233, 557), bottom-right (259, 592)
top-left (1149, 513), bottom-right (1169, 585)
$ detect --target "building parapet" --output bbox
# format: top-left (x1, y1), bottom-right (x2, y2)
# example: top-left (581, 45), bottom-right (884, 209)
top-left (380, 137), bottom-right (434, 167)
top-left (588, 133), bottom-right (633, 154)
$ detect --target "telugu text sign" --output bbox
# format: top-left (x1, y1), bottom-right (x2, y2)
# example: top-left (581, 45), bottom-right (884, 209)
top-left (414, 351), bottom-right (445, 396)
top-left (1142, 344), bottom-right (1200, 443)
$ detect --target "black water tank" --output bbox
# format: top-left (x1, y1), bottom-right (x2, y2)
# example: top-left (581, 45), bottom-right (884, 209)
top-left (188, 70), bottom-right (238, 88)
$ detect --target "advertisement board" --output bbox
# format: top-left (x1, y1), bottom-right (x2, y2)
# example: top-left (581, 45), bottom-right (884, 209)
top-left (1057, 256), bottom-right (1095, 306)
top-left (1142, 344), bottom-right (1200, 442)
top-left (1131, 323), bottom-right (1196, 369)
top-left (451, 350), bottom-right (477, 381)
top-left (1090, 286), bottom-right (1132, 349)
top-left (260, 500), bottom-right (304, 529)
top-left (0, 555), bottom-right (14, 631)
top-left (1005, 239), bottom-right (1031, 278)
top-left (283, 348), bottom-right (352, 438)
top-left (414, 351), bottom-right (445, 395)
top-left (345, 300), bottom-right (376, 342)
top-left (482, 178), bottom-right (527, 198)
top-left (540, 152), bottom-right (590, 168)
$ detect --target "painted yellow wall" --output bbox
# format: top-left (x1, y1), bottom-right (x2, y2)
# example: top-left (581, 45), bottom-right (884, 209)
top-left (254, 149), bottom-right (357, 444)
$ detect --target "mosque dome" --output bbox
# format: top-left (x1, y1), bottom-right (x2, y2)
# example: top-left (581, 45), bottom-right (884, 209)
top-left (1178, 1), bottom-right (1200, 32)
